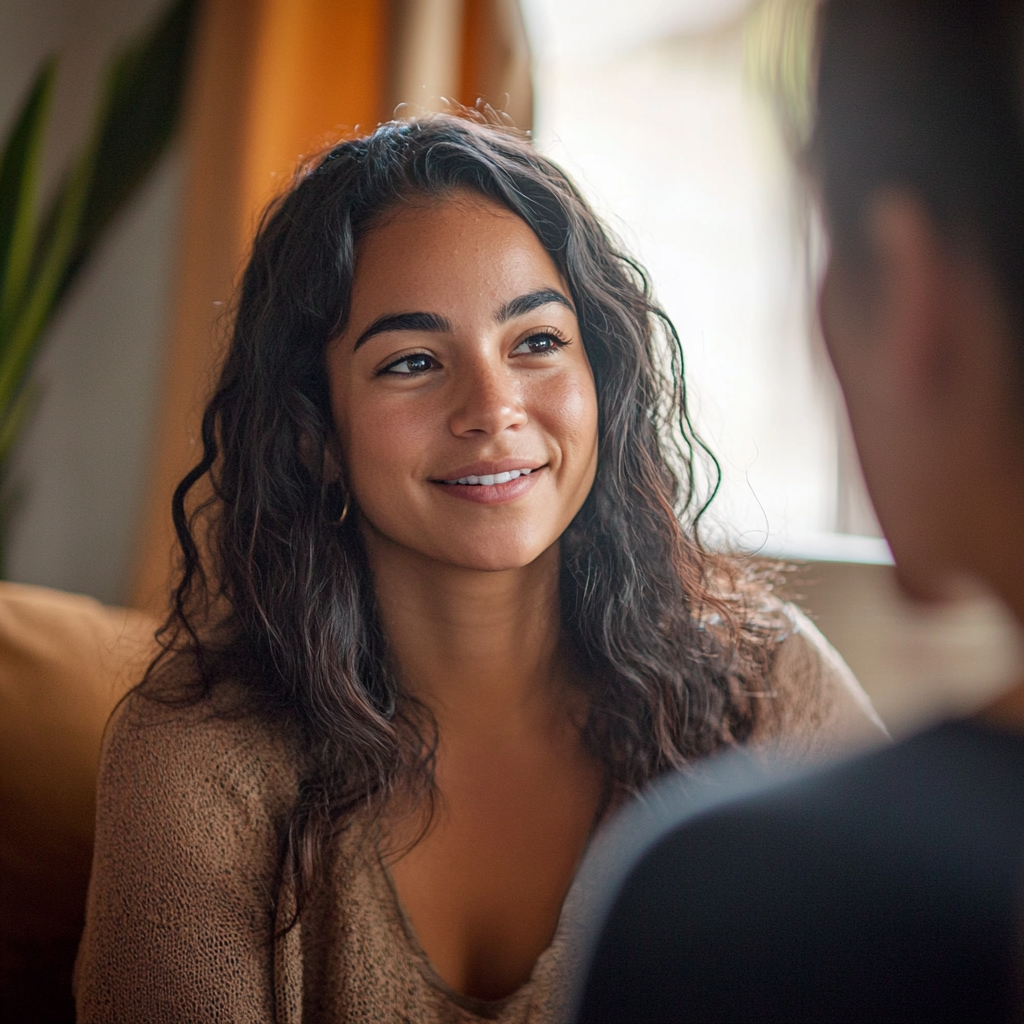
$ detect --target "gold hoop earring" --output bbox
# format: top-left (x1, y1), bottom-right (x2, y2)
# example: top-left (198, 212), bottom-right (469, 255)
top-left (336, 491), bottom-right (351, 526)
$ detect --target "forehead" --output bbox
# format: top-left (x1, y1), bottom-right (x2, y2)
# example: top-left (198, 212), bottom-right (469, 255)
top-left (349, 195), bottom-right (566, 317)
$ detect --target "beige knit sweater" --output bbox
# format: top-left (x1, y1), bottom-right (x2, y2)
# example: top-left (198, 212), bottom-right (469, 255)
top-left (75, 606), bottom-right (884, 1023)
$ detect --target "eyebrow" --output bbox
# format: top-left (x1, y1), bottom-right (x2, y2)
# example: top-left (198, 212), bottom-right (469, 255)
top-left (352, 288), bottom-right (575, 350)
top-left (354, 311), bottom-right (452, 350)
top-left (495, 288), bottom-right (575, 323)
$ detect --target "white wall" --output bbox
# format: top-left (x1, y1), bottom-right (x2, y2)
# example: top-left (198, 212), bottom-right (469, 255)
top-left (0, 0), bottom-right (181, 604)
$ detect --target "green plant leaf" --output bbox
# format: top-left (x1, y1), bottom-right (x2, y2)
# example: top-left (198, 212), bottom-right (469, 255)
top-left (0, 0), bottom-right (199, 414)
top-left (0, 59), bottom-right (55, 335)
top-left (0, 375), bottom-right (37, 472)
top-left (0, 378), bottom-right (37, 576)
top-left (0, 136), bottom-right (96, 411)
top-left (745, 0), bottom-right (817, 151)
top-left (0, 0), bottom-right (199, 573)
top-left (61, 0), bottom-right (199, 305)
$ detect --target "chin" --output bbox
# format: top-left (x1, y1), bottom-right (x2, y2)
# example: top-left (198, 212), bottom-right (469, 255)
top-left (361, 514), bottom-right (560, 573)
top-left (892, 556), bottom-right (961, 605)
top-left (427, 527), bottom-right (560, 572)
top-left (441, 544), bottom-right (550, 573)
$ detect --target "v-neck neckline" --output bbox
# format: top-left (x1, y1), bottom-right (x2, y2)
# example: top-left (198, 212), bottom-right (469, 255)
top-left (372, 828), bottom-right (606, 1020)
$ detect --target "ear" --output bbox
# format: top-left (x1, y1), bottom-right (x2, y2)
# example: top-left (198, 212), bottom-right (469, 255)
top-left (298, 429), bottom-right (346, 484)
top-left (865, 192), bottom-right (958, 406)
top-left (323, 441), bottom-right (345, 483)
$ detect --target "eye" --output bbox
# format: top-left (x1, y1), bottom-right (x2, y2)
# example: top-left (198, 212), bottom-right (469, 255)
top-left (379, 352), bottom-right (439, 376)
top-left (511, 331), bottom-right (569, 357)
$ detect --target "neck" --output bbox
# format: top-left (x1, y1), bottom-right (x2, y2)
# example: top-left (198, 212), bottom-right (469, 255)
top-left (954, 430), bottom-right (1024, 730)
top-left (959, 433), bottom-right (1024, 630)
top-left (362, 527), bottom-right (573, 734)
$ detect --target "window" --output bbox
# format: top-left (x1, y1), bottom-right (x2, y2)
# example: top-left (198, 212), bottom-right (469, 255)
top-left (521, 0), bottom-right (887, 562)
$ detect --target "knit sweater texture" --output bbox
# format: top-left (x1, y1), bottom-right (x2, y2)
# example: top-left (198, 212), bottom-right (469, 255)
top-left (75, 606), bottom-right (884, 1023)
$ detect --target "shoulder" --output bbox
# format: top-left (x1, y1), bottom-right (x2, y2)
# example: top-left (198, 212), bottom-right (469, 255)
top-left (79, 682), bottom-right (300, 1019)
top-left (609, 721), bottom-right (1024, 914)
top-left (580, 726), bottom-right (1024, 1022)
top-left (100, 680), bottom-right (301, 836)
top-left (748, 602), bottom-right (887, 758)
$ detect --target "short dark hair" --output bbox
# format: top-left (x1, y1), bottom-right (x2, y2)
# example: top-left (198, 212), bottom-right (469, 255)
top-left (811, 0), bottom-right (1024, 328)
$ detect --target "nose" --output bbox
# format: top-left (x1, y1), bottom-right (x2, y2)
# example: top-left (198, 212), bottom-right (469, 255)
top-left (448, 353), bottom-right (528, 437)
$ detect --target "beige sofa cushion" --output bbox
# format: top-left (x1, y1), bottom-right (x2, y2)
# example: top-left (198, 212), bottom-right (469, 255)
top-left (0, 582), bottom-right (159, 1022)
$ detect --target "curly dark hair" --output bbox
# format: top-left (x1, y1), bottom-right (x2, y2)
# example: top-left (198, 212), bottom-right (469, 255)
top-left (147, 112), bottom-right (784, 908)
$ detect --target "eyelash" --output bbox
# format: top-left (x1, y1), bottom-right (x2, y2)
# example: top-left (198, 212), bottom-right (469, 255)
top-left (377, 351), bottom-right (438, 376)
top-left (376, 330), bottom-right (570, 377)
top-left (512, 329), bottom-right (570, 356)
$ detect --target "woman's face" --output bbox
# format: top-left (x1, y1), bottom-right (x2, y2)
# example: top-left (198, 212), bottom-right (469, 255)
top-left (327, 194), bottom-right (599, 572)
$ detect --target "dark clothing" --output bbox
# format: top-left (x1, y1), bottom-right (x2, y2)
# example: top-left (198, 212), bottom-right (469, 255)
top-left (577, 720), bottom-right (1024, 1023)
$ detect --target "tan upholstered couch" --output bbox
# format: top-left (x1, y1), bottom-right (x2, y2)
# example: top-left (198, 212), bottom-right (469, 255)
top-left (0, 582), bottom-right (159, 1023)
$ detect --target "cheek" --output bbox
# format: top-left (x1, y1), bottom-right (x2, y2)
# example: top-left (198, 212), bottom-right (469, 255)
top-left (542, 367), bottom-right (599, 477)
top-left (819, 264), bottom-right (849, 378)
top-left (340, 392), bottom-right (434, 488)
top-left (327, 357), bottom-right (429, 509)
top-left (820, 264), bottom-right (872, 424)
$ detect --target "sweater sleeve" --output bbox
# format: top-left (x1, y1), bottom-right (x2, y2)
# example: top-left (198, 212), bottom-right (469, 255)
top-left (748, 603), bottom-right (889, 760)
top-left (74, 687), bottom-right (297, 1023)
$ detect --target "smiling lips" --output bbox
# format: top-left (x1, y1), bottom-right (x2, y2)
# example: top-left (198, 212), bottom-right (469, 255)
top-left (442, 468), bottom-right (534, 486)
top-left (434, 465), bottom-right (543, 504)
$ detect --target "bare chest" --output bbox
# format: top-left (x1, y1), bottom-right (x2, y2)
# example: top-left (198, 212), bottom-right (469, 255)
top-left (386, 750), bottom-right (604, 1001)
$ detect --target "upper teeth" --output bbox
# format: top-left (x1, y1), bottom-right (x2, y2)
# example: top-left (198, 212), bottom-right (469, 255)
top-left (443, 468), bottom-right (535, 486)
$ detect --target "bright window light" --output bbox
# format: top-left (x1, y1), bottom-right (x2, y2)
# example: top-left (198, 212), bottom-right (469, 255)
top-left (521, 0), bottom-right (886, 562)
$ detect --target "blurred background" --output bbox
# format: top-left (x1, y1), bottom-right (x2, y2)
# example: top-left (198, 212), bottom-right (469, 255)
top-left (0, 0), bottom-right (1021, 735)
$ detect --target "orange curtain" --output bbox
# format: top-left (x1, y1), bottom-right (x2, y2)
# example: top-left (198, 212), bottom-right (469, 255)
top-left (241, 0), bottom-right (396, 243)
top-left (131, 0), bottom-right (533, 611)
top-left (460, 0), bottom-right (533, 129)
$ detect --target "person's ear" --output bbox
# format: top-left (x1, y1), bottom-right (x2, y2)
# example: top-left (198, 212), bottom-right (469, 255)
top-left (323, 441), bottom-right (345, 484)
top-left (865, 192), bottom-right (957, 408)
top-left (297, 429), bottom-right (345, 485)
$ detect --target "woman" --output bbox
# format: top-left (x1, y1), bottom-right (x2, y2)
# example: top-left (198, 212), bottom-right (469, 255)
top-left (75, 114), bottom-right (881, 1022)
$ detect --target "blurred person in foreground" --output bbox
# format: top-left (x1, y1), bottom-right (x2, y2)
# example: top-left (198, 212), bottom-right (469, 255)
top-left (575, 1), bottom-right (1024, 1021)
top-left (73, 113), bottom-right (882, 1023)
